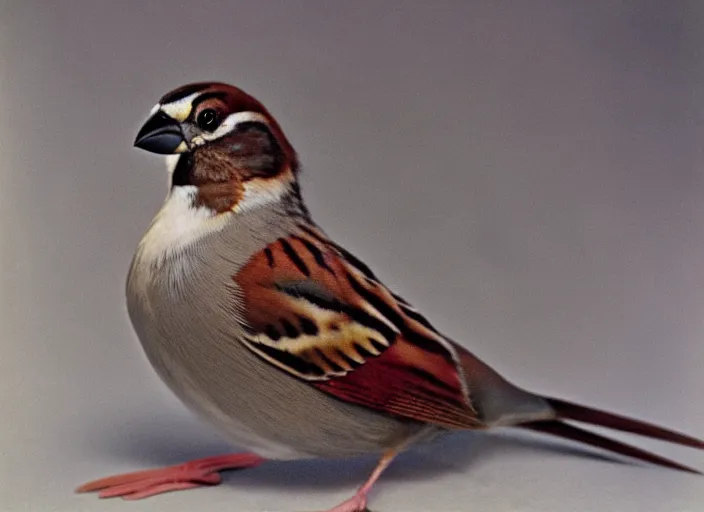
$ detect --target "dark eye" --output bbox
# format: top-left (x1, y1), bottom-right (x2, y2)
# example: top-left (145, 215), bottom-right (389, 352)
top-left (196, 109), bottom-right (219, 132)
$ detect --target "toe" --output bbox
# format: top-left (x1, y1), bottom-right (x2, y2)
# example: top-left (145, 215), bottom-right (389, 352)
top-left (122, 481), bottom-right (204, 500)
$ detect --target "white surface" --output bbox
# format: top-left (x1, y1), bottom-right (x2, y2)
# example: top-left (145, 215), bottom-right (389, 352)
top-left (2, 1), bottom-right (704, 511)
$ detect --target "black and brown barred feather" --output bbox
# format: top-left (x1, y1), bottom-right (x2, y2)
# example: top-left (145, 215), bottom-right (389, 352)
top-left (233, 227), bottom-right (480, 429)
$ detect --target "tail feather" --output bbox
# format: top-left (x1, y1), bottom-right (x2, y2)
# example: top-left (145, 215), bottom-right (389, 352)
top-left (521, 420), bottom-right (701, 474)
top-left (448, 341), bottom-right (702, 472)
top-left (545, 397), bottom-right (704, 449)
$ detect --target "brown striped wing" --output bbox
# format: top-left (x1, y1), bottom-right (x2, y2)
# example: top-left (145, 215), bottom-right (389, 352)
top-left (233, 228), bottom-right (480, 429)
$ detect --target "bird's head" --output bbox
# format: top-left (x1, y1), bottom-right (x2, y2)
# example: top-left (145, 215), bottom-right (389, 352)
top-left (134, 82), bottom-right (300, 214)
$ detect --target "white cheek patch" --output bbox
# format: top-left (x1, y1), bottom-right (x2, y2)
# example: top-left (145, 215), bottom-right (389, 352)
top-left (191, 111), bottom-right (271, 146)
top-left (160, 92), bottom-right (202, 122)
top-left (164, 154), bottom-right (180, 175)
top-left (163, 154), bottom-right (181, 191)
top-left (233, 169), bottom-right (295, 214)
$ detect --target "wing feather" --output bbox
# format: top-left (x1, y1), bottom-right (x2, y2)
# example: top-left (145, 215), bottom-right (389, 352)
top-left (233, 227), bottom-right (480, 429)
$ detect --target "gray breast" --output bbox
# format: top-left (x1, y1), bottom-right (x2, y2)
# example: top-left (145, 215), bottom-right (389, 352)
top-left (125, 211), bottom-right (433, 460)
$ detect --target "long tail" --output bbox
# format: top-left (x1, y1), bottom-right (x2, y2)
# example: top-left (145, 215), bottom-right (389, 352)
top-left (520, 397), bottom-right (704, 474)
top-left (449, 341), bottom-right (703, 473)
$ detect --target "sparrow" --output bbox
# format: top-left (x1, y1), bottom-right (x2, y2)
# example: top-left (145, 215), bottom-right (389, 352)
top-left (77, 82), bottom-right (703, 512)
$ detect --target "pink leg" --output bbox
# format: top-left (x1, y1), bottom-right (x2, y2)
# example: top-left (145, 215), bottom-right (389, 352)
top-left (76, 453), bottom-right (264, 500)
top-left (323, 451), bottom-right (396, 512)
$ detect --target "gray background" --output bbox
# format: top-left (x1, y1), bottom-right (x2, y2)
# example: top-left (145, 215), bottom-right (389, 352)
top-left (2, 1), bottom-right (704, 511)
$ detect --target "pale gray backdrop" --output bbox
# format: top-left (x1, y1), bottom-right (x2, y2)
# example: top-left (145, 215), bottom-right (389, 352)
top-left (2, 1), bottom-right (703, 511)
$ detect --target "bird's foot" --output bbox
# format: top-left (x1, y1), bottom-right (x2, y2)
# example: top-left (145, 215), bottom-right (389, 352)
top-left (320, 491), bottom-right (369, 512)
top-left (76, 452), bottom-right (264, 500)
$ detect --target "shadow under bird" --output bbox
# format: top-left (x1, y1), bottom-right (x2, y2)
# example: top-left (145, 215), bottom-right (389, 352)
top-left (76, 82), bottom-right (704, 511)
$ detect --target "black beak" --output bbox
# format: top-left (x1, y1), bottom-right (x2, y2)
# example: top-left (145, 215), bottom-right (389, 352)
top-left (134, 111), bottom-right (186, 154)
